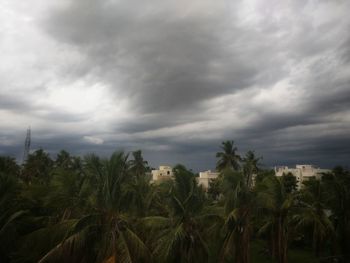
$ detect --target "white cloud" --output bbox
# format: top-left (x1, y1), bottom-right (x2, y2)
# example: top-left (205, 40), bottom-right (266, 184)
top-left (83, 136), bottom-right (104, 145)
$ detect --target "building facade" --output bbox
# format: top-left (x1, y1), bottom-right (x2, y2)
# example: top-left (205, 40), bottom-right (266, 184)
top-left (151, 165), bottom-right (174, 182)
top-left (197, 170), bottom-right (219, 189)
top-left (275, 164), bottom-right (330, 189)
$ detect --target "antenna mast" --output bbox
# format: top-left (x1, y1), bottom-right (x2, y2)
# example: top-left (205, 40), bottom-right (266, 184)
top-left (23, 126), bottom-right (31, 163)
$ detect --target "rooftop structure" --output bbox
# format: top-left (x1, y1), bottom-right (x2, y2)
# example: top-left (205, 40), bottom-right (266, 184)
top-left (151, 165), bottom-right (173, 182)
top-left (275, 164), bottom-right (330, 189)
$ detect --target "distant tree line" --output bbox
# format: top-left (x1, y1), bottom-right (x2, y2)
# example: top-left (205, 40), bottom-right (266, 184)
top-left (0, 141), bottom-right (349, 263)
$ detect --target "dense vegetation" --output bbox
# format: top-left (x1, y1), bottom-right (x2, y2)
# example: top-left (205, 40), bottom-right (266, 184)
top-left (0, 141), bottom-right (349, 263)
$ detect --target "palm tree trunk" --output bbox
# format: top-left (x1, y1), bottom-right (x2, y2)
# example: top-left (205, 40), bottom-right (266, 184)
top-left (244, 227), bottom-right (251, 263)
top-left (276, 216), bottom-right (288, 263)
top-left (236, 211), bottom-right (251, 263)
top-left (311, 222), bottom-right (321, 257)
top-left (282, 239), bottom-right (288, 263)
top-left (281, 220), bottom-right (288, 263)
top-left (315, 238), bottom-right (320, 257)
top-left (235, 231), bottom-right (250, 263)
top-left (277, 218), bottom-right (282, 263)
top-left (268, 228), bottom-right (276, 258)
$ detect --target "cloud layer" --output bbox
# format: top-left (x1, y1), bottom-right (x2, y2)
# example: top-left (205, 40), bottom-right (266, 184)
top-left (1, 0), bottom-right (349, 170)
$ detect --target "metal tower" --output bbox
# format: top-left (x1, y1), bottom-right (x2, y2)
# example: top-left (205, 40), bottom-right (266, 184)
top-left (22, 127), bottom-right (31, 163)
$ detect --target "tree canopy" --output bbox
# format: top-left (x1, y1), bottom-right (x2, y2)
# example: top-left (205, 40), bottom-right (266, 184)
top-left (0, 143), bottom-right (349, 263)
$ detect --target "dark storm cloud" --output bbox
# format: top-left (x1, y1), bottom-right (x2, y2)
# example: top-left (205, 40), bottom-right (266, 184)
top-left (44, 0), bottom-right (276, 113)
top-left (1, 0), bottom-right (349, 170)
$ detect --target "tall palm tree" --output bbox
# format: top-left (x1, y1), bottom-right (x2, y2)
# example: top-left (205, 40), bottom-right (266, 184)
top-left (322, 167), bottom-right (350, 261)
top-left (20, 151), bottom-right (151, 263)
top-left (281, 172), bottom-right (298, 194)
top-left (0, 173), bottom-right (26, 263)
top-left (256, 176), bottom-right (294, 263)
top-left (128, 150), bottom-right (149, 178)
top-left (22, 149), bottom-right (53, 184)
top-left (123, 173), bottom-right (154, 217)
top-left (0, 156), bottom-right (20, 177)
top-left (54, 150), bottom-right (83, 172)
top-left (55, 150), bottom-right (72, 169)
top-left (45, 168), bottom-right (92, 221)
top-left (219, 170), bottom-right (253, 263)
top-left (143, 165), bottom-right (208, 263)
top-left (294, 179), bottom-right (334, 257)
top-left (242, 151), bottom-right (261, 189)
top-left (216, 141), bottom-right (241, 172)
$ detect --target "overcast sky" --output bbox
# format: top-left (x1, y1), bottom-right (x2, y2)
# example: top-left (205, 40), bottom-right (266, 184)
top-left (1, 0), bottom-right (349, 170)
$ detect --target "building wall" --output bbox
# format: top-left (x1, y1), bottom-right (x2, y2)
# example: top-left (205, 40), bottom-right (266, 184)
top-left (197, 170), bottom-right (219, 189)
top-left (151, 165), bottom-right (173, 182)
top-left (275, 164), bottom-right (330, 189)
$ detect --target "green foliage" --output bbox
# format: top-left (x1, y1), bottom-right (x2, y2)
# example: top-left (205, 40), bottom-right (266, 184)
top-left (281, 172), bottom-right (298, 193)
top-left (321, 167), bottom-right (350, 261)
top-left (0, 142), bottom-right (348, 263)
top-left (22, 149), bottom-right (53, 184)
top-left (55, 150), bottom-right (83, 172)
top-left (129, 150), bottom-right (149, 178)
top-left (45, 168), bottom-right (92, 219)
top-left (0, 156), bottom-right (20, 177)
top-left (256, 175), bottom-right (295, 263)
top-left (144, 165), bottom-right (209, 263)
top-left (219, 170), bottom-right (253, 263)
top-left (216, 141), bottom-right (241, 172)
top-left (0, 173), bottom-right (26, 263)
top-left (242, 151), bottom-right (262, 189)
top-left (254, 169), bottom-right (275, 185)
top-left (207, 177), bottom-right (222, 201)
top-left (294, 178), bottom-right (334, 257)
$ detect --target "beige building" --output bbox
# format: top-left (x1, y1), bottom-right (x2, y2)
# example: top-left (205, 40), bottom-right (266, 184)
top-left (197, 170), bottom-right (219, 189)
top-left (275, 164), bottom-right (330, 189)
top-left (151, 165), bottom-right (173, 182)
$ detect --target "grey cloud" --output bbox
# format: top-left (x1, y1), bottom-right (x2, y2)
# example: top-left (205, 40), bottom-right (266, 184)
top-left (0, 0), bottom-right (349, 170)
top-left (44, 0), bottom-right (275, 113)
top-left (113, 107), bottom-right (209, 134)
top-left (0, 93), bottom-right (35, 112)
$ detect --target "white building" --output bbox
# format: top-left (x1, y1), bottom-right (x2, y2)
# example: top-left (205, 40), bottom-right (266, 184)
top-left (275, 164), bottom-right (330, 189)
top-left (151, 165), bottom-right (173, 182)
top-left (197, 170), bottom-right (219, 189)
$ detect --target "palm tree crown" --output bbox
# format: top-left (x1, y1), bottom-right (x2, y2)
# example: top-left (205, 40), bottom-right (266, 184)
top-left (216, 141), bottom-right (241, 172)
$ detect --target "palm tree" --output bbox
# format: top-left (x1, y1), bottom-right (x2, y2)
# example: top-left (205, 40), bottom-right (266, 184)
top-left (281, 172), bottom-right (298, 194)
top-left (256, 175), bottom-right (295, 263)
top-left (216, 141), bottom-right (241, 172)
top-left (242, 151), bottom-right (261, 189)
top-left (207, 177), bottom-right (222, 201)
top-left (45, 168), bottom-right (92, 221)
top-left (0, 173), bottom-right (26, 263)
top-left (322, 167), bottom-right (350, 261)
top-left (123, 173), bottom-right (154, 217)
top-left (55, 150), bottom-right (72, 169)
top-left (219, 170), bottom-right (253, 263)
top-left (128, 150), bottom-right (149, 178)
top-left (22, 149), bottom-right (53, 184)
top-left (294, 179), bottom-right (334, 257)
top-left (21, 151), bottom-right (151, 263)
top-left (0, 156), bottom-right (20, 177)
top-left (143, 165), bottom-right (208, 263)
